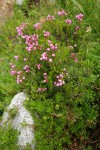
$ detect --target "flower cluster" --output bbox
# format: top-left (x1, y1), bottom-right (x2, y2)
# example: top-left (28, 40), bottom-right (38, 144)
top-left (54, 73), bottom-right (65, 87)
top-left (46, 15), bottom-right (55, 21)
top-left (40, 40), bottom-right (57, 63)
top-left (75, 26), bottom-right (80, 31)
top-left (16, 22), bottom-right (27, 36)
top-left (16, 71), bottom-right (25, 84)
top-left (23, 34), bottom-right (39, 52)
top-left (70, 53), bottom-right (78, 62)
top-left (14, 56), bottom-right (19, 61)
top-left (10, 61), bottom-right (30, 84)
top-left (10, 62), bottom-right (16, 75)
top-left (76, 13), bottom-right (84, 21)
top-left (58, 10), bottom-right (66, 16)
top-left (10, 62), bottom-right (25, 84)
top-left (43, 31), bottom-right (50, 37)
top-left (48, 40), bottom-right (58, 51)
top-left (23, 65), bottom-right (30, 72)
top-left (37, 87), bottom-right (47, 92)
top-left (65, 19), bottom-right (72, 25)
top-left (40, 52), bottom-right (52, 63)
top-left (37, 64), bottom-right (41, 70)
top-left (10, 9), bottom-right (85, 90)
top-left (24, 58), bottom-right (27, 62)
top-left (43, 73), bottom-right (48, 83)
top-left (33, 22), bottom-right (42, 30)
top-left (10, 62), bottom-right (16, 68)
top-left (40, 52), bottom-right (48, 61)
top-left (57, 10), bottom-right (72, 25)
top-left (10, 69), bottom-right (16, 75)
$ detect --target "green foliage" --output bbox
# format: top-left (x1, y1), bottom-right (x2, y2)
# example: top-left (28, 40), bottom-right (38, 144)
top-left (11, 5), bottom-right (99, 150)
top-left (9, 108), bottom-right (18, 118)
top-left (0, 124), bottom-right (19, 150)
top-left (0, 7), bottom-right (28, 116)
top-left (57, 0), bottom-right (100, 40)
top-left (0, 0), bottom-right (100, 149)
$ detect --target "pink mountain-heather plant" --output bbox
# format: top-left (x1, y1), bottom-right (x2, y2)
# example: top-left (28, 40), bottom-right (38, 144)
top-left (10, 9), bottom-right (86, 91)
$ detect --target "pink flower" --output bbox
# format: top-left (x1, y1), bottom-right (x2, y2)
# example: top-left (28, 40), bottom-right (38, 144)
top-left (60, 73), bottom-right (64, 78)
top-left (56, 75), bottom-right (59, 79)
top-left (76, 13), bottom-right (84, 21)
top-left (54, 73), bottom-right (65, 87)
top-left (17, 75), bottom-right (20, 79)
top-left (70, 53), bottom-right (78, 62)
top-left (75, 26), bottom-right (80, 31)
top-left (58, 10), bottom-right (66, 16)
top-left (49, 58), bottom-right (52, 63)
top-left (46, 15), bottom-right (55, 21)
top-left (74, 58), bottom-right (78, 63)
top-left (11, 65), bottom-right (16, 68)
top-left (33, 23), bottom-right (42, 30)
top-left (40, 52), bottom-right (48, 61)
top-left (43, 73), bottom-right (48, 83)
top-left (10, 69), bottom-right (17, 75)
top-left (25, 69), bottom-right (30, 73)
top-left (17, 80), bottom-right (20, 84)
top-left (71, 53), bottom-right (75, 58)
top-left (37, 64), bottom-right (41, 70)
top-left (14, 56), bottom-right (19, 61)
top-left (48, 40), bottom-right (52, 44)
top-left (58, 12), bottom-right (62, 16)
top-left (23, 65), bottom-right (30, 70)
top-left (16, 78), bottom-right (23, 84)
top-left (49, 42), bottom-right (58, 50)
top-left (37, 88), bottom-right (47, 92)
top-left (19, 79), bottom-right (23, 83)
top-left (22, 76), bottom-right (25, 80)
top-left (17, 71), bottom-right (22, 75)
top-left (65, 19), bottom-right (72, 25)
top-left (9, 62), bottom-right (13, 67)
top-left (22, 35), bottom-right (28, 39)
top-left (44, 73), bottom-right (47, 76)
top-left (43, 31), bottom-right (50, 37)
top-left (24, 58), bottom-right (27, 61)
top-left (52, 53), bottom-right (55, 57)
top-left (46, 48), bottom-right (50, 51)
top-left (16, 23), bottom-right (27, 36)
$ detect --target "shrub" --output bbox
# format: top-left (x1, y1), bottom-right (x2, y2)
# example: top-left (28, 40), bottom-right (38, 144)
top-left (8, 7), bottom-right (100, 150)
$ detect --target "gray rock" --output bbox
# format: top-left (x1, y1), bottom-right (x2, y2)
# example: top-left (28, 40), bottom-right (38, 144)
top-left (0, 92), bottom-right (35, 149)
top-left (16, 0), bottom-right (24, 5)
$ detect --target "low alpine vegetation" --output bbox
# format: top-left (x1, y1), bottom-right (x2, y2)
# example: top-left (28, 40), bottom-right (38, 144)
top-left (9, 7), bottom-right (99, 149)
